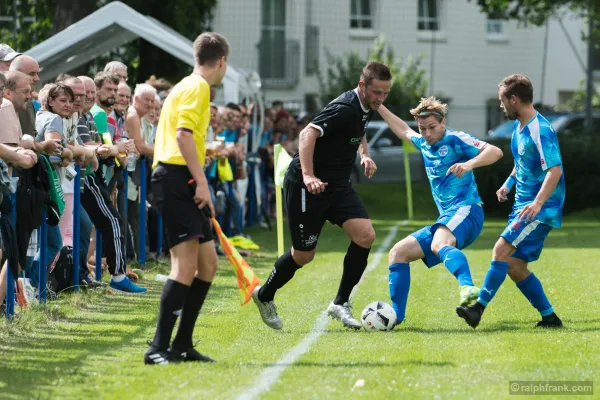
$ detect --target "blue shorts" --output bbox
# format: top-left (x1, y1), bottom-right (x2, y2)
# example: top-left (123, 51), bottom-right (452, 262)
top-left (500, 215), bottom-right (552, 262)
top-left (411, 204), bottom-right (484, 268)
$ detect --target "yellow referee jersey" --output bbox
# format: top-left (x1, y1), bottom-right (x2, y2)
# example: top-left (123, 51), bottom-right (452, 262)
top-left (153, 74), bottom-right (210, 168)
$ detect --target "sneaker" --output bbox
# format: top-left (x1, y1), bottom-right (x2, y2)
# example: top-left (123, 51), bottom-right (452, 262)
top-left (459, 285), bottom-right (480, 306)
top-left (110, 276), bottom-right (147, 293)
top-left (251, 286), bottom-right (282, 330)
top-left (80, 274), bottom-right (103, 289)
top-left (172, 345), bottom-right (215, 363)
top-left (536, 312), bottom-right (563, 328)
top-left (144, 347), bottom-right (182, 365)
top-left (456, 303), bottom-right (485, 329)
top-left (327, 302), bottom-right (361, 330)
top-left (230, 235), bottom-right (260, 251)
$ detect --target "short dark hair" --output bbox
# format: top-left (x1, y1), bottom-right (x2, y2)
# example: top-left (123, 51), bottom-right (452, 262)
top-left (193, 32), bottom-right (229, 66)
top-left (4, 70), bottom-right (29, 91)
top-left (498, 74), bottom-right (533, 104)
top-left (0, 72), bottom-right (5, 84)
top-left (94, 71), bottom-right (119, 90)
top-left (361, 62), bottom-right (392, 86)
top-left (225, 102), bottom-right (241, 112)
top-left (46, 83), bottom-right (75, 113)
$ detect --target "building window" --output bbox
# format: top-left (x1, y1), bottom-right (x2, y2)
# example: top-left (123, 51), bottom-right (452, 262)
top-left (418, 0), bottom-right (439, 31)
top-left (593, 43), bottom-right (600, 73)
top-left (260, 0), bottom-right (286, 79)
top-left (350, 0), bottom-right (373, 29)
top-left (305, 25), bottom-right (319, 75)
top-left (487, 19), bottom-right (504, 35)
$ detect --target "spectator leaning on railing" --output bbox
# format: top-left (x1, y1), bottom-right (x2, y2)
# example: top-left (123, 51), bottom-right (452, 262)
top-left (0, 70), bottom-right (38, 313)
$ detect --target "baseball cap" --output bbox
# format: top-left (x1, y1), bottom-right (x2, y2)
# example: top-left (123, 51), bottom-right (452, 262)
top-left (0, 44), bottom-right (21, 62)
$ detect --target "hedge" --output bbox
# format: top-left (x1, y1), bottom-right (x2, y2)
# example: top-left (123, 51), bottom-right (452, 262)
top-left (474, 130), bottom-right (600, 217)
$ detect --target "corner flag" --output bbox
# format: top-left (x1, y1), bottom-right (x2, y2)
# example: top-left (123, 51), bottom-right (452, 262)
top-left (212, 218), bottom-right (260, 305)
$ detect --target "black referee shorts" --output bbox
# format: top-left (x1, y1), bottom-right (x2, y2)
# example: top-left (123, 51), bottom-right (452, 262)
top-left (284, 175), bottom-right (369, 251)
top-left (152, 163), bottom-right (214, 250)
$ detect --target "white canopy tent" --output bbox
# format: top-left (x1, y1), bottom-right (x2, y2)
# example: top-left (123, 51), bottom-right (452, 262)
top-left (24, 1), bottom-right (262, 105)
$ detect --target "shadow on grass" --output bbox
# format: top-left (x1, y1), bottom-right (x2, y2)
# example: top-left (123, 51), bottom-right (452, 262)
top-left (0, 269), bottom-right (244, 399)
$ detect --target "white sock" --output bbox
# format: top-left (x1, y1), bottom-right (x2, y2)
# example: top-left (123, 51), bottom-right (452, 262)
top-left (112, 274), bottom-right (126, 283)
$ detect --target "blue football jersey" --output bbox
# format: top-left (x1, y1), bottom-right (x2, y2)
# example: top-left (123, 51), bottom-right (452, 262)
top-left (510, 113), bottom-right (565, 228)
top-left (410, 129), bottom-right (486, 215)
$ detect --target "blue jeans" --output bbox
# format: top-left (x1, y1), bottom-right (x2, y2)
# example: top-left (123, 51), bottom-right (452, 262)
top-left (27, 224), bottom-right (62, 288)
top-left (79, 205), bottom-right (93, 277)
top-left (224, 182), bottom-right (244, 236)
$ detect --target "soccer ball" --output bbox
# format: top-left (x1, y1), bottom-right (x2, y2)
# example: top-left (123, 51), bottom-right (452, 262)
top-left (361, 301), bottom-right (397, 331)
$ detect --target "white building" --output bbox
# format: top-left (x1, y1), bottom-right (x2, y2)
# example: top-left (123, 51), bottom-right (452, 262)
top-left (212, 0), bottom-right (596, 136)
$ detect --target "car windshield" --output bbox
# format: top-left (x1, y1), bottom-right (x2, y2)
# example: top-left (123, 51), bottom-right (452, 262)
top-left (489, 114), bottom-right (567, 138)
top-left (365, 126), bottom-right (379, 142)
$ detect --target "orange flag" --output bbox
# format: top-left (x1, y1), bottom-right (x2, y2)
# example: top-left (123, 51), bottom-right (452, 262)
top-left (211, 218), bottom-right (260, 305)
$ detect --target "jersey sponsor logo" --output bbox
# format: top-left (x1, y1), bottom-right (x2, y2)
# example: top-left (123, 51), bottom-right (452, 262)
top-left (518, 143), bottom-right (525, 156)
top-left (438, 145), bottom-right (449, 157)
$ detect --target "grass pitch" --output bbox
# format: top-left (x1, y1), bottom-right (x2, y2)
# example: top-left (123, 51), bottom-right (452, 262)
top-left (1, 183), bottom-right (598, 399)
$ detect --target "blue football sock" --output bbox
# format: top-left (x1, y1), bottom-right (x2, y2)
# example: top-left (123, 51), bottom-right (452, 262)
top-left (478, 260), bottom-right (509, 306)
top-left (516, 273), bottom-right (554, 317)
top-left (388, 262), bottom-right (410, 322)
top-left (437, 246), bottom-right (474, 287)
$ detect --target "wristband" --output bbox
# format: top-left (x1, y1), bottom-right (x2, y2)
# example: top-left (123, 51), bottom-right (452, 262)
top-left (503, 175), bottom-right (515, 190)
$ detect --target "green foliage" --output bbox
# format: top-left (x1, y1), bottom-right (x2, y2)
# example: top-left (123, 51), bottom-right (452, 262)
top-left (318, 36), bottom-right (429, 119)
top-left (0, 0), bottom-right (217, 84)
top-left (0, 0), bottom-right (56, 51)
top-left (473, 0), bottom-right (597, 26)
top-left (477, 131), bottom-right (600, 217)
top-left (555, 79), bottom-right (600, 111)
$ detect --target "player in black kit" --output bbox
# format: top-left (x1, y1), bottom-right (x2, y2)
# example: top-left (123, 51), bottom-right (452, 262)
top-left (251, 62), bottom-right (392, 329)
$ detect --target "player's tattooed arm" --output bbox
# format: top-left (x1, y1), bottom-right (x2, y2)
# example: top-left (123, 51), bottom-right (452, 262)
top-left (377, 104), bottom-right (419, 143)
top-left (299, 125), bottom-right (328, 194)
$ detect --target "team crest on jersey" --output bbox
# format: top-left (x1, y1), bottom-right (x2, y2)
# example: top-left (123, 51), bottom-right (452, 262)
top-left (518, 143), bottom-right (525, 156)
top-left (438, 145), bottom-right (449, 157)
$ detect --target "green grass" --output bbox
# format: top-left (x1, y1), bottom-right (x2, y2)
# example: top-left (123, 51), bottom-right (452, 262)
top-left (1, 183), bottom-right (598, 400)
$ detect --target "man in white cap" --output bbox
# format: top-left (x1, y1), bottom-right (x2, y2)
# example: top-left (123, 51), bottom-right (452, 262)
top-left (0, 44), bottom-right (21, 72)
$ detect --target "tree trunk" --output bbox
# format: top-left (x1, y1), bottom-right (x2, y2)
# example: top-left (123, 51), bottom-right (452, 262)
top-left (51, 0), bottom-right (97, 76)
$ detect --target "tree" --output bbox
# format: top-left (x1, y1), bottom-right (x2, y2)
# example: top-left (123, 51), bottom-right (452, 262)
top-left (472, 0), bottom-right (598, 26)
top-left (318, 36), bottom-right (429, 119)
top-left (555, 80), bottom-right (600, 111)
top-left (0, 0), bottom-right (218, 84)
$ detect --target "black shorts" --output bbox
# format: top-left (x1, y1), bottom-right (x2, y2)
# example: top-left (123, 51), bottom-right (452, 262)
top-left (284, 175), bottom-right (369, 251)
top-left (152, 163), bottom-right (214, 249)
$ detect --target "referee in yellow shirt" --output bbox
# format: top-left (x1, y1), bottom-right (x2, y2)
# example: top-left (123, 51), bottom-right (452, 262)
top-left (145, 32), bottom-right (229, 365)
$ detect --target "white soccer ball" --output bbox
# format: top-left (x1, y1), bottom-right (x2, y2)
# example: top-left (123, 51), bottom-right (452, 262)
top-left (361, 301), bottom-right (397, 331)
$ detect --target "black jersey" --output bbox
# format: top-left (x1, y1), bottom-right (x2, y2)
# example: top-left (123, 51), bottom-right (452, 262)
top-left (287, 89), bottom-right (373, 185)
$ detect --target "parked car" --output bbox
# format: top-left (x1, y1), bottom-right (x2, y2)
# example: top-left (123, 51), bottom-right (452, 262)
top-left (488, 112), bottom-right (600, 139)
top-left (353, 120), bottom-right (425, 184)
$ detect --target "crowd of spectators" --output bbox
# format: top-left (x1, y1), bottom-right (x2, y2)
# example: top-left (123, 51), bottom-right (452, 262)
top-left (0, 42), bottom-right (313, 313)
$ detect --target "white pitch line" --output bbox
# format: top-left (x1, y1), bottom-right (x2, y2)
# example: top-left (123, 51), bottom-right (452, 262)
top-left (237, 221), bottom-right (406, 400)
